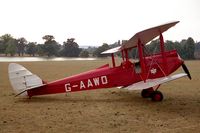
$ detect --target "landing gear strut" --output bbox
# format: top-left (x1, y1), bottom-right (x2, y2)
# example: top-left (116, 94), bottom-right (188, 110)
top-left (141, 87), bottom-right (154, 98)
top-left (141, 86), bottom-right (164, 102)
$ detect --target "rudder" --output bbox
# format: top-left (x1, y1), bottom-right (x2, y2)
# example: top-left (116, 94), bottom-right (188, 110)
top-left (8, 63), bottom-right (44, 97)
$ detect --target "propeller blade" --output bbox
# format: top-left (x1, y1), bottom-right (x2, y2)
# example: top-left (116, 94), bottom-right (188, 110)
top-left (182, 63), bottom-right (192, 80)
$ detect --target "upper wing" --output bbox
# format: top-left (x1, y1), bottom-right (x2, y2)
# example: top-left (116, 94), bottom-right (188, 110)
top-left (122, 73), bottom-right (187, 90)
top-left (101, 46), bottom-right (121, 54)
top-left (102, 21), bottom-right (179, 54)
top-left (121, 21), bottom-right (179, 50)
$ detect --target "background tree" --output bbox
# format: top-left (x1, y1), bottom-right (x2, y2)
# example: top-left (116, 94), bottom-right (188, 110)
top-left (17, 37), bottom-right (27, 56)
top-left (173, 41), bottom-right (182, 56)
top-left (36, 44), bottom-right (46, 56)
top-left (5, 39), bottom-right (17, 56)
top-left (185, 37), bottom-right (195, 59)
top-left (180, 39), bottom-right (187, 59)
top-left (86, 46), bottom-right (97, 55)
top-left (60, 38), bottom-right (81, 57)
top-left (165, 40), bottom-right (174, 51)
top-left (0, 34), bottom-right (13, 55)
top-left (79, 50), bottom-right (89, 57)
top-left (145, 39), bottom-right (160, 54)
top-left (42, 35), bottom-right (55, 42)
top-left (93, 43), bottom-right (109, 57)
top-left (194, 42), bottom-right (200, 59)
top-left (42, 35), bottom-right (60, 57)
top-left (0, 39), bottom-right (4, 54)
top-left (26, 42), bottom-right (37, 56)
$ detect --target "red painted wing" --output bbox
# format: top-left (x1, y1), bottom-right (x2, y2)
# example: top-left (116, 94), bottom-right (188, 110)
top-left (102, 21), bottom-right (179, 54)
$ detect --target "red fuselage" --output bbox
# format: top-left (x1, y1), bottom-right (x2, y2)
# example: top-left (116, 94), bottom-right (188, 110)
top-left (27, 50), bottom-right (183, 97)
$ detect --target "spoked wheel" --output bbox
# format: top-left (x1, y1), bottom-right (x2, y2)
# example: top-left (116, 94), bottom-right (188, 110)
top-left (151, 91), bottom-right (163, 102)
top-left (141, 87), bottom-right (154, 98)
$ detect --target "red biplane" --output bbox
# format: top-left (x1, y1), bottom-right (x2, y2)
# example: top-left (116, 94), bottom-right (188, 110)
top-left (8, 21), bottom-right (191, 101)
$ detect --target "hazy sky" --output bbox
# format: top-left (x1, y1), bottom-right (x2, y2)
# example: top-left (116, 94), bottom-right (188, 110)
top-left (0, 0), bottom-right (199, 46)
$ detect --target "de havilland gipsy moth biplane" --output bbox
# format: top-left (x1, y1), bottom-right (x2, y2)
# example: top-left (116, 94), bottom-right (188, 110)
top-left (8, 21), bottom-right (191, 101)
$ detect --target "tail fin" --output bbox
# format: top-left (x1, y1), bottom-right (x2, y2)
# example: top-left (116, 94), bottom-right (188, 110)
top-left (8, 63), bottom-right (45, 97)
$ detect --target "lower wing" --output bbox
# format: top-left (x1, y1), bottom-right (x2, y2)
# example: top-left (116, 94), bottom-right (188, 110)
top-left (123, 73), bottom-right (187, 90)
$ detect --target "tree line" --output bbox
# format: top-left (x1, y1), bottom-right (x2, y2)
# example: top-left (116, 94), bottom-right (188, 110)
top-left (145, 37), bottom-right (196, 59)
top-left (0, 34), bottom-right (89, 57)
top-left (92, 37), bottom-right (197, 60)
top-left (0, 34), bottom-right (198, 59)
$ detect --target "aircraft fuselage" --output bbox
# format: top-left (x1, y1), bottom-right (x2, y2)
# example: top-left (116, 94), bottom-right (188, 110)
top-left (27, 50), bottom-right (183, 97)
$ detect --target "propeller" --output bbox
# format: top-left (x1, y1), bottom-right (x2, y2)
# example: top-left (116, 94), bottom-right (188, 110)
top-left (182, 63), bottom-right (192, 80)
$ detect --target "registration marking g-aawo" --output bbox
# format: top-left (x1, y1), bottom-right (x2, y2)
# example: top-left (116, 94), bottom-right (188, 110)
top-left (65, 76), bottom-right (108, 92)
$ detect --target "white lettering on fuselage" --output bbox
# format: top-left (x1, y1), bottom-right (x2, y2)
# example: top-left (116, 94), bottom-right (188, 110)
top-left (93, 77), bottom-right (100, 86)
top-left (101, 76), bottom-right (108, 85)
top-left (65, 83), bottom-right (71, 92)
top-left (80, 81), bottom-right (86, 89)
top-left (65, 76), bottom-right (108, 92)
top-left (87, 79), bottom-right (93, 88)
top-left (80, 76), bottom-right (108, 89)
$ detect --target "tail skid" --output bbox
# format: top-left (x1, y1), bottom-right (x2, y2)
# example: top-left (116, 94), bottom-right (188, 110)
top-left (8, 63), bottom-right (45, 97)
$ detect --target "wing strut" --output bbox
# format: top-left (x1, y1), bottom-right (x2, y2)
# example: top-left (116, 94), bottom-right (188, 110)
top-left (111, 53), bottom-right (116, 67)
top-left (138, 39), bottom-right (146, 82)
top-left (159, 33), bottom-right (167, 74)
top-left (121, 50), bottom-right (125, 61)
top-left (125, 49), bottom-right (129, 61)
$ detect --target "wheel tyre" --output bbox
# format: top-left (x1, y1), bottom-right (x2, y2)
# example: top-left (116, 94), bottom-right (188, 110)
top-left (141, 88), bottom-right (154, 98)
top-left (151, 91), bottom-right (163, 101)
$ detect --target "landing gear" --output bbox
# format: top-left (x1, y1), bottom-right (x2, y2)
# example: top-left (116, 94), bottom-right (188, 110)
top-left (141, 86), bottom-right (164, 102)
top-left (151, 91), bottom-right (163, 101)
top-left (141, 87), bottom-right (154, 98)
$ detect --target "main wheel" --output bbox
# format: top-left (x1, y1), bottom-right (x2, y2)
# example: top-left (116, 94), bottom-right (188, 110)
top-left (151, 91), bottom-right (163, 101)
top-left (141, 88), bottom-right (154, 98)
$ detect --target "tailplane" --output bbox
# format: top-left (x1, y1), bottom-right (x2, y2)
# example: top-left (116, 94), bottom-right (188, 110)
top-left (8, 63), bottom-right (45, 97)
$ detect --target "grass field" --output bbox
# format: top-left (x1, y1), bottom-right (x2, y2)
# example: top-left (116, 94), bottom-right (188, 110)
top-left (0, 59), bottom-right (200, 133)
